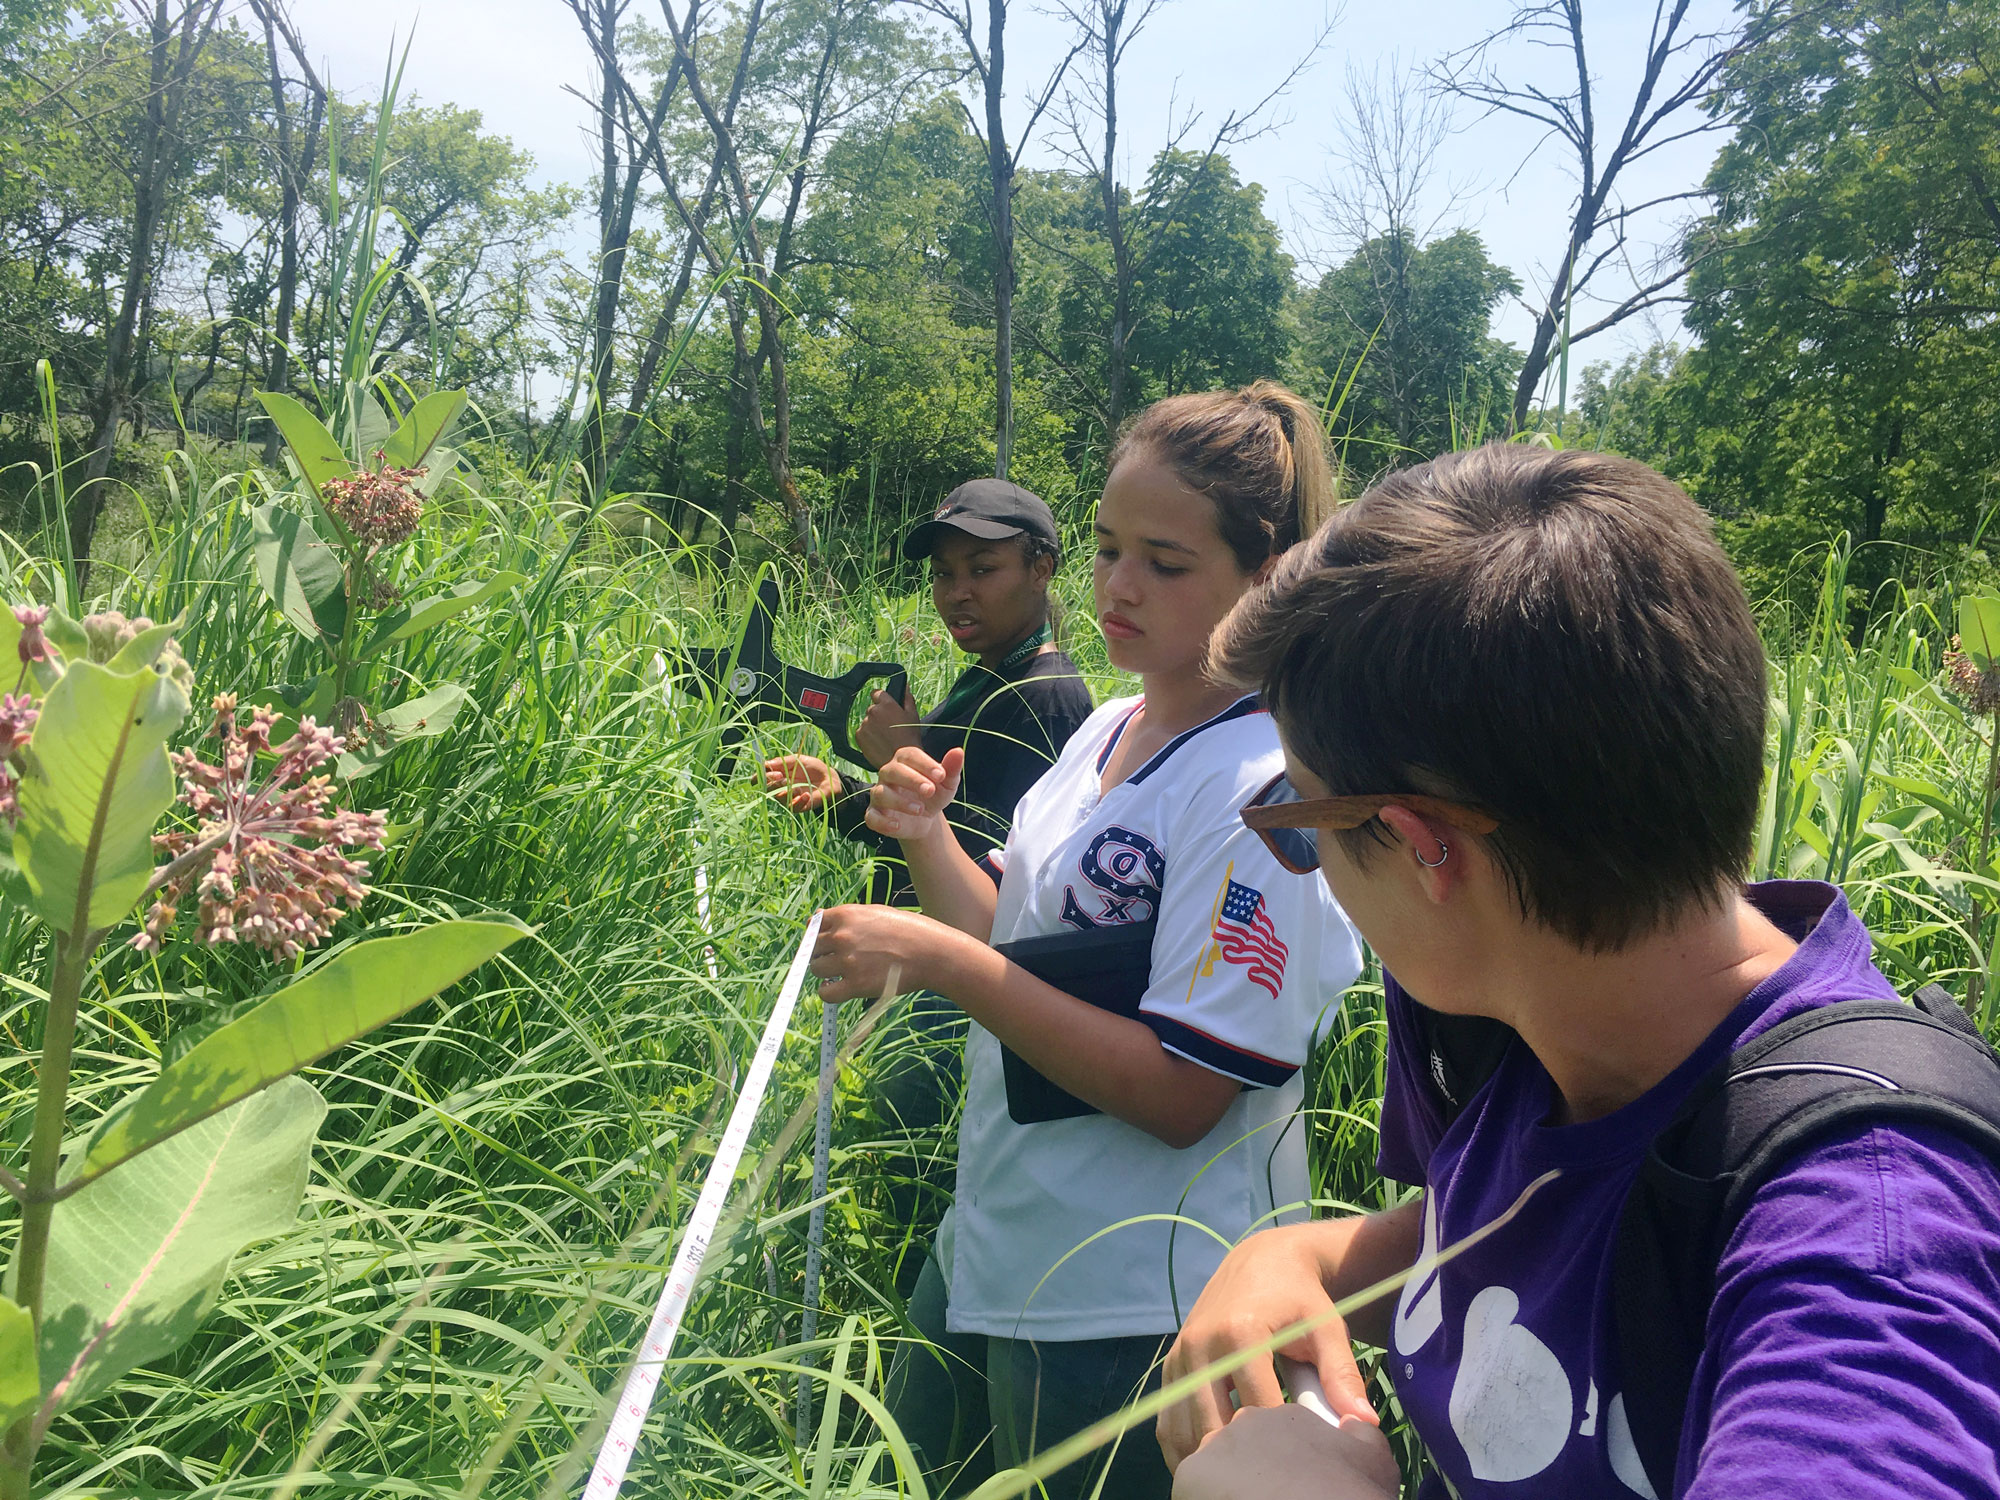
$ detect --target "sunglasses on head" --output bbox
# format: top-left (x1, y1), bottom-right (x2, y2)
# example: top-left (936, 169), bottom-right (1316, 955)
top-left (1240, 773), bottom-right (1501, 875)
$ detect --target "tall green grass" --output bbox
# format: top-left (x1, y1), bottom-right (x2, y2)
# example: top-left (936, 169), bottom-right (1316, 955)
top-left (3, 420), bottom-right (1997, 1499)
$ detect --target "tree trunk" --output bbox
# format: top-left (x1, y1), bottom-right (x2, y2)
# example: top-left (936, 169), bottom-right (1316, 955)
top-left (578, 2), bottom-right (685, 498)
top-left (583, 0), bottom-right (625, 497)
top-left (74, 6), bottom-right (176, 579)
top-left (720, 347), bottom-right (750, 567)
top-left (986, 0), bottom-right (1015, 477)
top-left (606, 179), bottom-right (714, 475)
top-left (72, 0), bottom-right (220, 586)
top-left (1510, 212), bottom-right (1589, 432)
top-left (1865, 409), bottom-right (1904, 545)
top-left (609, 7), bottom-right (742, 477)
top-left (256, 3), bottom-right (323, 465)
top-left (1098, 3), bottom-right (1132, 431)
top-left (659, 0), bottom-right (812, 553)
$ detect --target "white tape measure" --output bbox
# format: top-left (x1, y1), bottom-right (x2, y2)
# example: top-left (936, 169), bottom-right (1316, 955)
top-left (1277, 1354), bottom-right (1338, 1425)
top-left (584, 911), bottom-right (823, 1497)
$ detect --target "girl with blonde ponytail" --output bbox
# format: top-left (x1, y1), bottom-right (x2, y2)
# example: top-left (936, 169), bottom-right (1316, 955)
top-left (1111, 378), bottom-right (1340, 560)
top-left (807, 382), bottom-right (1360, 1500)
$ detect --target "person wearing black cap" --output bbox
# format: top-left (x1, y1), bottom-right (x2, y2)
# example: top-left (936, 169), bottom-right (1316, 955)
top-left (764, 478), bottom-right (1094, 1264)
top-left (764, 478), bottom-right (1093, 893)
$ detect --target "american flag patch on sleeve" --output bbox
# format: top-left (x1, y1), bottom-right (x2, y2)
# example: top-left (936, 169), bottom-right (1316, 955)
top-left (1211, 878), bottom-right (1288, 998)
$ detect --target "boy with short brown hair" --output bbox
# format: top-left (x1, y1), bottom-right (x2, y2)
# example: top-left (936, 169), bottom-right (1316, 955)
top-left (1159, 445), bottom-right (2000, 1499)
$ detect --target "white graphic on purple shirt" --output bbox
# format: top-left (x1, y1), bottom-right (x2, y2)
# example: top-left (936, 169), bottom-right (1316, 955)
top-left (1606, 1393), bottom-right (1660, 1498)
top-left (1393, 1193), bottom-right (1444, 1355)
top-left (1446, 1285), bottom-right (1573, 1483)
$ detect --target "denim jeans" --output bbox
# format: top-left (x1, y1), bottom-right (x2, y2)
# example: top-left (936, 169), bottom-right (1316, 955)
top-left (883, 1253), bottom-right (1173, 1500)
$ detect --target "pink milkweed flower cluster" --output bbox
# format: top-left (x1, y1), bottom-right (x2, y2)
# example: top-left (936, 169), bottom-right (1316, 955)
top-left (0, 692), bottom-right (35, 825)
top-left (322, 457), bottom-right (426, 548)
top-left (1, 604), bottom-right (50, 821)
top-left (1944, 636), bottom-right (2000, 718)
top-left (136, 694), bottom-right (387, 958)
top-left (14, 604), bottom-right (49, 665)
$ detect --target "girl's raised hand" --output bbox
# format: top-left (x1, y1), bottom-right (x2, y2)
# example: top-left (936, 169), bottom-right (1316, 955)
top-left (866, 746), bottom-right (963, 843)
top-left (763, 754), bottom-right (842, 812)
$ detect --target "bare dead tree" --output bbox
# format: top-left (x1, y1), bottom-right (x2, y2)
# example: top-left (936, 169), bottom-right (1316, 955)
top-left (643, 0), bottom-right (900, 553)
top-left (1303, 58), bottom-right (1470, 450)
top-left (570, 1), bottom-right (751, 542)
top-left (1054, 0), bottom-right (1331, 429)
top-left (561, 0), bottom-right (691, 497)
top-left (651, 0), bottom-right (836, 549)
top-left (604, 154), bottom-right (725, 479)
top-left (1313, 56), bottom-right (1462, 256)
top-left (1433, 0), bottom-right (1747, 431)
top-left (248, 0), bottom-right (324, 465)
top-left (72, 0), bottom-right (229, 588)
top-left (905, 0), bottom-right (1079, 478)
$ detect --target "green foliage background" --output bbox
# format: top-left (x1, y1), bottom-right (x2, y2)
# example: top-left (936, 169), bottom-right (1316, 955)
top-left (7, 0), bottom-right (2000, 1492)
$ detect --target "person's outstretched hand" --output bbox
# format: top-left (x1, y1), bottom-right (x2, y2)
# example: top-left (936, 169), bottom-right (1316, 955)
top-left (810, 903), bottom-right (970, 1003)
top-left (1172, 1407), bottom-right (1399, 1500)
top-left (763, 754), bottom-right (843, 812)
top-left (866, 746), bottom-right (963, 843)
top-left (1157, 1223), bottom-right (1379, 1472)
top-left (855, 683), bottom-right (922, 768)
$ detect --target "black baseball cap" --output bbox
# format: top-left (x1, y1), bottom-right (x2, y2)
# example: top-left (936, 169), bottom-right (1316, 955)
top-left (901, 478), bottom-right (1059, 560)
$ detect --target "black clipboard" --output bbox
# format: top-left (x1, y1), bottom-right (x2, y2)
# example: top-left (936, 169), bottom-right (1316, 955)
top-left (993, 919), bottom-right (1156, 1123)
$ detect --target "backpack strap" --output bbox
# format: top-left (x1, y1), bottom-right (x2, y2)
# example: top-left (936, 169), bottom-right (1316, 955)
top-left (1613, 987), bottom-right (2000, 1498)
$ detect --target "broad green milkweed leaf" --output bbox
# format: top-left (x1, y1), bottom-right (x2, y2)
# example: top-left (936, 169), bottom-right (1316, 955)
top-left (336, 683), bottom-right (469, 780)
top-left (415, 445), bottom-right (460, 498)
top-left (354, 386), bottom-right (396, 459)
top-left (359, 572), bottom-right (526, 659)
top-left (14, 660), bottom-right (188, 937)
top-left (1887, 664), bottom-right (1955, 714)
top-left (1960, 592), bottom-right (2000, 672)
top-left (376, 683), bottom-right (467, 739)
top-left (0, 1295), bottom-right (35, 1432)
top-left (76, 918), bottom-right (529, 1186)
top-left (252, 503), bottom-right (348, 642)
top-left (255, 392), bottom-right (352, 495)
top-left (41, 610), bottom-right (87, 661)
top-left (29, 1079), bottom-right (325, 1418)
top-left (378, 390), bottom-right (467, 470)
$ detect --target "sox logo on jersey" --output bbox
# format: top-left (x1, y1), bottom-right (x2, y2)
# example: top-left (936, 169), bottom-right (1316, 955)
top-left (1059, 825), bottom-right (1165, 929)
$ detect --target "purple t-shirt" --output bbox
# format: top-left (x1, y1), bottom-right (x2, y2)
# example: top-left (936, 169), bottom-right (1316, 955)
top-left (1377, 880), bottom-right (2000, 1498)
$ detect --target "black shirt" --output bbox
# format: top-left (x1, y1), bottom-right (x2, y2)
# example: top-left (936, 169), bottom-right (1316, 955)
top-left (830, 648), bottom-right (1094, 904)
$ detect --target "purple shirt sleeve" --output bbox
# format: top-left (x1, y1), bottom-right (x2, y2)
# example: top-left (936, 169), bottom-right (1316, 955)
top-left (1684, 1121), bottom-right (2000, 1498)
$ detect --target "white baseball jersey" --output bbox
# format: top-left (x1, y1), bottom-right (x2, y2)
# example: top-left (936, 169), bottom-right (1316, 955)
top-left (946, 693), bottom-right (1364, 1340)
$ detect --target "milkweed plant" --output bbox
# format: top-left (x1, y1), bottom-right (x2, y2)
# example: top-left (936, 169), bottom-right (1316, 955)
top-left (248, 387), bottom-right (525, 777)
top-left (0, 602), bottom-right (526, 1499)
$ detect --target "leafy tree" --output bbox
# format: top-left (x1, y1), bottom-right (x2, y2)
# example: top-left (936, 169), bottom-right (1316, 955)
top-left (364, 103), bottom-right (575, 403)
top-left (1049, 147), bottom-right (1292, 444)
top-left (1295, 227), bottom-right (1519, 476)
top-left (1673, 0), bottom-right (2000, 599)
top-left (1567, 342), bottom-right (1685, 465)
top-left (1123, 150), bottom-right (1292, 401)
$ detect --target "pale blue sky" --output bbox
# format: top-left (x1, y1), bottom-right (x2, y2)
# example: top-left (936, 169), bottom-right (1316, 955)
top-left (290, 0), bottom-right (1737, 376)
